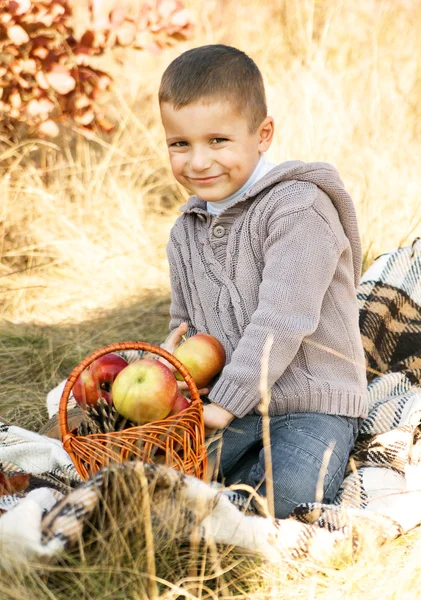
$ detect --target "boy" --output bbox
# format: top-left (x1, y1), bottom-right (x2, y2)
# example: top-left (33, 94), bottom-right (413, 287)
top-left (159, 44), bottom-right (367, 519)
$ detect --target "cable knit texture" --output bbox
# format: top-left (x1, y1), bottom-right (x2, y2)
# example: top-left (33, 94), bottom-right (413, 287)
top-left (166, 160), bottom-right (368, 419)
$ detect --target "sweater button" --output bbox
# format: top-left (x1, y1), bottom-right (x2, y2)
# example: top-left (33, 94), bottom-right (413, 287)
top-left (213, 225), bottom-right (226, 238)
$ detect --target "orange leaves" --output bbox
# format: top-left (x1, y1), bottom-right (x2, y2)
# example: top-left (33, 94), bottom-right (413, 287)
top-left (0, 0), bottom-right (113, 139)
top-left (115, 19), bottom-right (137, 46)
top-left (0, 471), bottom-right (30, 496)
top-left (45, 64), bottom-right (76, 94)
top-left (9, 0), bottom-right (32, 15)
top-left (7, 23), bottom-right (29, 44)
top-left (0, 0), bottom-right (194, 141)
top-left (35, 70), bottom-right (49, 89)
top-left (89, 0), bottom-right (194, 52)
top-left (9, 89), bottom-right (22, 108)
top-left (14, 58), bottom-right (37, 74)
top-left (26, 96), bottom-right (54, 117)
top-left (38, 118), bottom-right (59, 136)
top-left (74, 109), bottom-right (95, 126)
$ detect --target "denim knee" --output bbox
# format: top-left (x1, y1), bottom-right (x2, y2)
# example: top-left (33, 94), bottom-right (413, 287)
top-left (247, 414), bottom-right (358, 519)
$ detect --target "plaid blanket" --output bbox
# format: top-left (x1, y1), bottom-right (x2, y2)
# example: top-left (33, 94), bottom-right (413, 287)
top-left (1, 239), bottom-right (421, 565)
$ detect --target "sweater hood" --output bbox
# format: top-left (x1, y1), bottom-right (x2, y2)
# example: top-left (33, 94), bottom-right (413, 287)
top-left (180, 160), bottom-right (362, 286)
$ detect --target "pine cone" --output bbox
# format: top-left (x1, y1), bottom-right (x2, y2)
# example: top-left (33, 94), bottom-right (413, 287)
top-left (77, 399), bottom-right (135, 436)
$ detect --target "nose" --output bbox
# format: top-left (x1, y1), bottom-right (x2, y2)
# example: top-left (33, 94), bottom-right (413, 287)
top-left (189, 147), bottom-right (212, 172)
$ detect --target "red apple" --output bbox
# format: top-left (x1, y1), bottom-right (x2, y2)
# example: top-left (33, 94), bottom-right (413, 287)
top-left (73, 353), bottom-right (128, 407)
top-left (168, 392), bottom-right (191, 416)
top-left (173, 333), bottom-right (226, 388)
top-left (112, 359), bottom-right (178, 424)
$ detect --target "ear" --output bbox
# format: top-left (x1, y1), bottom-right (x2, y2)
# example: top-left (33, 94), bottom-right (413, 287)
top-left (257, 116), bottom-right (275, 152)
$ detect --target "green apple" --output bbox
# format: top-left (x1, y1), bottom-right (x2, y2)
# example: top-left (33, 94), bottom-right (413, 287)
top-left (111, 359), bottom-right (178, 424)
top-left (173, 333), bottom-right (226, 388)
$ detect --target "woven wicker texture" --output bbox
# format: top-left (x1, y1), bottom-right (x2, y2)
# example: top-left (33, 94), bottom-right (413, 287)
top-left (59, 342), bottom-right (207, 480)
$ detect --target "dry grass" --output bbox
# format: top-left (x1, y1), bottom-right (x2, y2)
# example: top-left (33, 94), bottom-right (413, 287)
top-left (1, 0), bottom-right (421, 597)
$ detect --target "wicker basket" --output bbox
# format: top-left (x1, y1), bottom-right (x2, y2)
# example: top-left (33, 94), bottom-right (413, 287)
top-left (59, 341), bottom-right (207, 481)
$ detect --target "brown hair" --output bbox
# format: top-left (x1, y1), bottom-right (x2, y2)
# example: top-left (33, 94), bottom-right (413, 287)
top-left (159, 45), bottom-right (267, 132)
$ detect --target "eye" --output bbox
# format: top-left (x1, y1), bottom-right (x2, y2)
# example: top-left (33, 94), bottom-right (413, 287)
top-left (211, 137), bottom-right (228, 144)
top-left (170, 141), bottom-right (188, 148)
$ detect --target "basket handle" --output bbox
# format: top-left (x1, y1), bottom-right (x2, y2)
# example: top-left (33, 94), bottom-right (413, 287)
top-left (58, 341), bottom-right (201, 444)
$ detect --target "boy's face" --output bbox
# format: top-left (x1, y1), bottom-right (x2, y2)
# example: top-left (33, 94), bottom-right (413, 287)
top-left (160, 99), bottom-right (273, 202)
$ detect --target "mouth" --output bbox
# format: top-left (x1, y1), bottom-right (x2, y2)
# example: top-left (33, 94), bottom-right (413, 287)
top-left (188, 175), bottom-right (222, 185)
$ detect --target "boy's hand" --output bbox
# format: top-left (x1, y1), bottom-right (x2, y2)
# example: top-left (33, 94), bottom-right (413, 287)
top-left (160, 322), bottom-right (209, 397)
top-left (203, 402), bottom-right (234, 436)
top-left (161, 322), bottom-right (189, 356)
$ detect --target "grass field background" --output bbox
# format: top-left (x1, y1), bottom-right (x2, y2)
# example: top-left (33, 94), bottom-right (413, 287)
top-left (1, 0), bottom-right (421, 597)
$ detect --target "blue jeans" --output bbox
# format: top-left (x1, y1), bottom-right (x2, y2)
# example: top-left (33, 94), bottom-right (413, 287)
top-left (207, 412), bottom-right (359, 519)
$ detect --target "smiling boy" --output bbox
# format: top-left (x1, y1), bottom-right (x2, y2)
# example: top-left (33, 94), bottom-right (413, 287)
top-left (160, 99), bottom-right (274, 203)
top-left (159, 45), bottom-right (367, 519)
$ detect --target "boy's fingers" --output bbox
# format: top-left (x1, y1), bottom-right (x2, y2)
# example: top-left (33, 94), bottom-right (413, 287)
top-left (159, 323), bottom-right (189, 370)
top-left (162, 322), bottom-right (188, 353)
top-left (158, 357), bottom-right (176, 371)
top-left (172, 322), bottom-right (188, 341)
top-left (177, 381), bottom-right (209, 397)
top-left (178, 322), bottom-right (188, 334)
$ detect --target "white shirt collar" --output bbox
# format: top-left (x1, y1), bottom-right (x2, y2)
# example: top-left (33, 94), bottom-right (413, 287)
top-left (206, 154), bottom-right (276, 216)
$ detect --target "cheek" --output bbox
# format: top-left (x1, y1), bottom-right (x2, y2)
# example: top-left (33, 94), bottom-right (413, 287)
top-left (169, 154), bottom-right (186, 178)
top-left (220, 150), bottom-right (247, 172)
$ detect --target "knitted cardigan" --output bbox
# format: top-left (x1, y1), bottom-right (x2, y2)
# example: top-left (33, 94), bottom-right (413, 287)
top-left (166, 160), bottom-right (368, 419)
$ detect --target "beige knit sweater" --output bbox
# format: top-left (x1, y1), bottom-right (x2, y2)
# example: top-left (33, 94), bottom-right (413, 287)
top-left (166, 161), bottom-right (368, 419)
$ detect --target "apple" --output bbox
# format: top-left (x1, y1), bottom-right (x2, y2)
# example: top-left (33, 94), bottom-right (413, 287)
top-left (112, 358), bottom-right (178, 424)
top-left (168, 392), bottom-right (191, 416)
top-left (73, 353), bottom-right (128, 407)
top-left (173, 333), bottom-right (226, 388)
